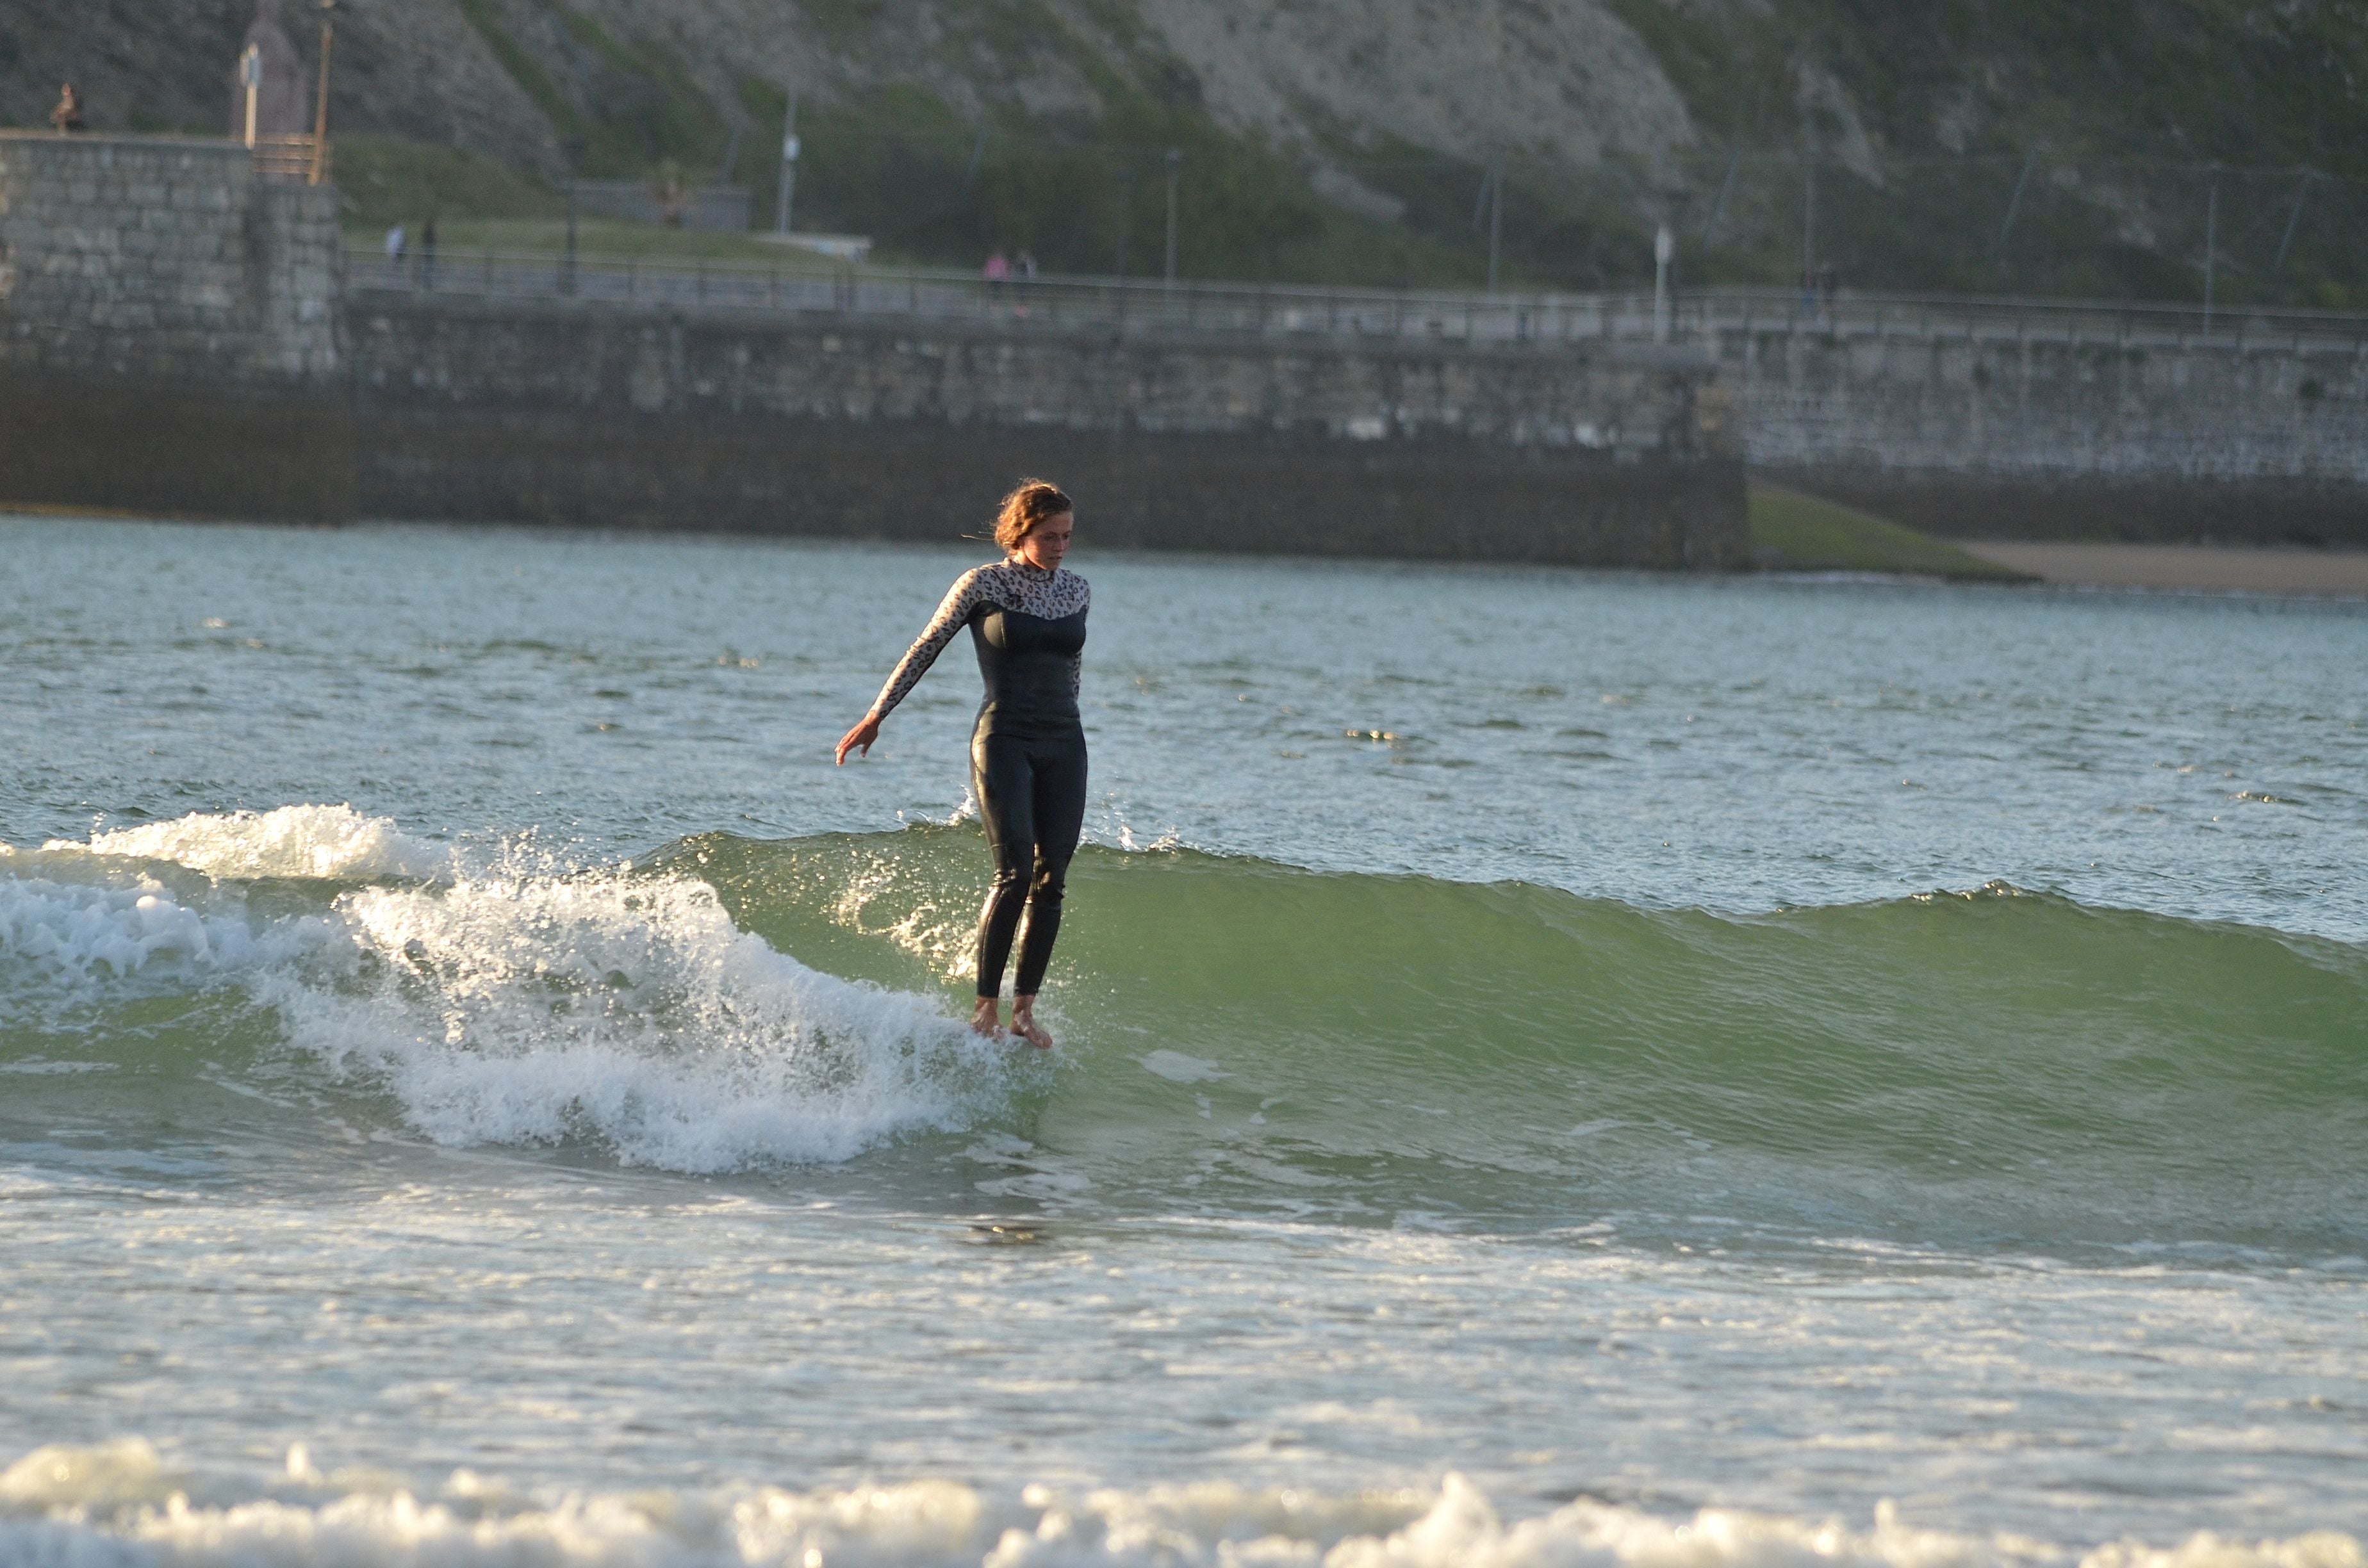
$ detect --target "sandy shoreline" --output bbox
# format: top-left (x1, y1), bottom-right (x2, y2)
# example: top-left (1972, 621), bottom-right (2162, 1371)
top-left (1960, 541), bottom-right (2368, 596)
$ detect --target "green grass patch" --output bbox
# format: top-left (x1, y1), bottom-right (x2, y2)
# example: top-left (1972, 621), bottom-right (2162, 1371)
top-left (1749, 484), bottom-right (2032, 580)
top-left (333, 136), bottom-right (566, 231)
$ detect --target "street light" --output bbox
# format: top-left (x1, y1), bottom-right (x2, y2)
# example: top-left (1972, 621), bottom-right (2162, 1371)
top-left (308, 0), bottom-right (334, 186)
top-left (1163, 147), bottom-right (1181, 289)
top-left (1653, 224), bottom-right (1673, 343)
top-left (564, 135), bottom-right (586, 295)
top-left (240, 44), bottom-right (261, 147)
top-left (775, 93), bottom-right (800, 237)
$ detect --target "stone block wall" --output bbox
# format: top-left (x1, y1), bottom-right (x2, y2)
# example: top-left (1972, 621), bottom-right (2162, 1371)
top-left (346, 295), bottom-right (1749, 569)
top-left (1727, 325), bottom-right (2368, 544)
top-left (0, 133), bottom-right (341, 382)
top-left (0, 133), bottom-right (350, 521)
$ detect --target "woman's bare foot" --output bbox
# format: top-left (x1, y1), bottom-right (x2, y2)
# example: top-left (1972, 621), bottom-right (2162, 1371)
top-left (970, 997), bottom-right (1002, 1036)
top-left (1008, 996), bottom-right (1054, 1050)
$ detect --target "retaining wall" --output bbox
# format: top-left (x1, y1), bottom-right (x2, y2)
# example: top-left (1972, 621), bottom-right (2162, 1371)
top-left (348, 294), bottom-right (1745, 567)
top-left (0, 133), bottom-right (350, 520)
top-left (1725, 325), bottom-right (2368, 545)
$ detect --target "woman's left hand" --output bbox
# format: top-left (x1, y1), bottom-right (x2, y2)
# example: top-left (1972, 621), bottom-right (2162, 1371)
top-left (835, 715), bottom-right (881, 765)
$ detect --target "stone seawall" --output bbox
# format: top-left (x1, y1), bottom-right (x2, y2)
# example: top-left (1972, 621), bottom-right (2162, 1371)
top-left (348, 293), bottom-right (1747, 568)
top-left (13, 134), bottom-right (2362, 553)
top-left (1726, 325), bottom-right (2368, 546)
top-left (0, 135), bottom-right (1746, 566)
top-left (0, 133), bottom-right (350, 521)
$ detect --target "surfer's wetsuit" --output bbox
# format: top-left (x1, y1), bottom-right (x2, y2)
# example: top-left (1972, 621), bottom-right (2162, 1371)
top-left (869, 560), bottom-right (1090, 998)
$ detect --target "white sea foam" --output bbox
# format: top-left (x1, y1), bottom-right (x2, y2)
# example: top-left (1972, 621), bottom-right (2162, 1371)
top-left (10, 807), bottom-right (1012, 1171)
top-left (0, 876), bottom-right (261, 982)
top-left (267, 865), bottom-right (1009, 1170)
top-left (3, 1444), bottom-right (2360, 1568)
top-left (53, 804), bottom-right (450, 882)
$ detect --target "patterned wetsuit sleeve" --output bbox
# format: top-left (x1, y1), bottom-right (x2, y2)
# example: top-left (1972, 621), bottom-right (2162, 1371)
top-left (1070, 578), bottom-right (1090, 705)
top-left (868, 569), bottom-right (983, 719)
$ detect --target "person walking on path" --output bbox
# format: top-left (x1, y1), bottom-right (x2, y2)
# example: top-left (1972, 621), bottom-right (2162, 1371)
top-left (49, 83), bottom-right (83, 134)
top-left (835, 480), bottom-right (1089, 1050)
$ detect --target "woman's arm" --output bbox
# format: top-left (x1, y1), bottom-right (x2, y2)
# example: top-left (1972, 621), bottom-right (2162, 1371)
top-left (835, 569), bottom-right (982, 765)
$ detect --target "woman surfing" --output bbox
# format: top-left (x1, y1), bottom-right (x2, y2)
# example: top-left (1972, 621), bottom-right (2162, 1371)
top-left (834, 480), bottom-right (1088, 1049)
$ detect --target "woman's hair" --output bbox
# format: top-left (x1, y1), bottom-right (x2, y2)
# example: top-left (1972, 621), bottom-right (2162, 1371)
top-left (991, 478), bottom-right (1073, 553)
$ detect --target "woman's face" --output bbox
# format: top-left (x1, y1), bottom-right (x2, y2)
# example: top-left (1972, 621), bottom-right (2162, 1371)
top-left (1015, 510), bottom-right (1074, 572)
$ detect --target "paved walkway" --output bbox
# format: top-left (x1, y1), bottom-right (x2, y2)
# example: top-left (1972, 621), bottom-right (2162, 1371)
top-left (1961, 541), bottom-right (2368, 597)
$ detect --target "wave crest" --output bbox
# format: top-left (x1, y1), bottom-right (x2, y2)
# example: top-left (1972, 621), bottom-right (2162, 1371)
top-left (53, 804), bottom-right (450, 882)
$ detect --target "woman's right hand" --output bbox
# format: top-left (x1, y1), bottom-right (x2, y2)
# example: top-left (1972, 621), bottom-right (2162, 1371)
top-left (834, 715), bottom-right (882, 766)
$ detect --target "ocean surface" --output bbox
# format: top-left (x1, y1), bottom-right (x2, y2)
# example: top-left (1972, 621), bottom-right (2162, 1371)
top-left (1, 514), bottom-right (2363, 1567)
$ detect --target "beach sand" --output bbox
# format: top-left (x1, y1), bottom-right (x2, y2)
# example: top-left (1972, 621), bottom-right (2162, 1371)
top-left (1962, 541), bottom-right (2368, 596)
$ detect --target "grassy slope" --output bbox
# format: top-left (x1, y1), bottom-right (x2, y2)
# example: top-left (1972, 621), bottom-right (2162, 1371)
top-left (334, 136), bottom-right (566, 231)
top-left (1750, 485), bottom-right (2032, 580)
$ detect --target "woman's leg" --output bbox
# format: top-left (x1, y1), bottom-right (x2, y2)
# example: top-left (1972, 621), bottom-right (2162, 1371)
top-left (971, 732), bottom-right (1038, 1025)
top-left (1010, 743), bottom-right (1088, 1022)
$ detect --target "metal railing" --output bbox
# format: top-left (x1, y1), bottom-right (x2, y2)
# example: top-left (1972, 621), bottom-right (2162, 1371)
top-left (251, 133), bottom-right (325, 183)
top-left (1684, 286), bottom-right (2368, 351)
top-left (344, 246), bottom-right (2368, 353)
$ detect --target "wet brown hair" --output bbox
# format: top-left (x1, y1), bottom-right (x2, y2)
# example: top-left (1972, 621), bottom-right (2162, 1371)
top-left (991, 478), bottom-right (1073, 553)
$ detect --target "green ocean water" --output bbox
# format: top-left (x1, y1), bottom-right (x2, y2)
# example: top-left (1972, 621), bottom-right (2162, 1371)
top-left (1, 517), bottom-right (2364, 1565)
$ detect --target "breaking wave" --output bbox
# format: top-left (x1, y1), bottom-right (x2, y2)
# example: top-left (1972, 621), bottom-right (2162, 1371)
top-left (6, 808), bottom-right (2365, 1245)
top-left (2, 1440), bottom-right (2358, 1568)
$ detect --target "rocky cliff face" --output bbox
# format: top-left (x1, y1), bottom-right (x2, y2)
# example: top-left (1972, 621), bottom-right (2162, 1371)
top-left (4, 0), bottom-right (2362, 299)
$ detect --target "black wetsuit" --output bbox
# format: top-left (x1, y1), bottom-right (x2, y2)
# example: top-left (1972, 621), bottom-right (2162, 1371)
top-left (868, 560), bottom-right (1090, 999)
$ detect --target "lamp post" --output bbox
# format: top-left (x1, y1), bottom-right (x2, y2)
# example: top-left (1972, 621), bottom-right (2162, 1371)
top-left (775, 93), bottom-right (800, 237)
top-left (241, 44), bottom-right (261, 147)
top-left (1163, 146), bottom-right (1181, 290)
top-left (307, 0), bottom-right (334, 185)
top-left (1485, 154), bottom-right (1504, 291)
top-left (2203, 161), bottom-right (2221, 335)
top-left (1654, 224), bottom-right (1673, 343)
top-left (564, 135), bottom-right (586, 295)
top-left (1115, 165), bottom-right (1137, 278)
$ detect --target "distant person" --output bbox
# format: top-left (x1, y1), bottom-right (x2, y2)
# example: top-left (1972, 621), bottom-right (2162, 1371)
top-left (983, 249), bottom-right (1011, 285)
top-left (1013, 248), bottom-right (1037, 318)
top-left (49, 83), bottom-right (84, 135)
top-left (422, 218), bottom-right (438, 290)
top-left (835, 480), bottom-right (1088, 1050)
top-left (383, 224), bottom-right (406, 265)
